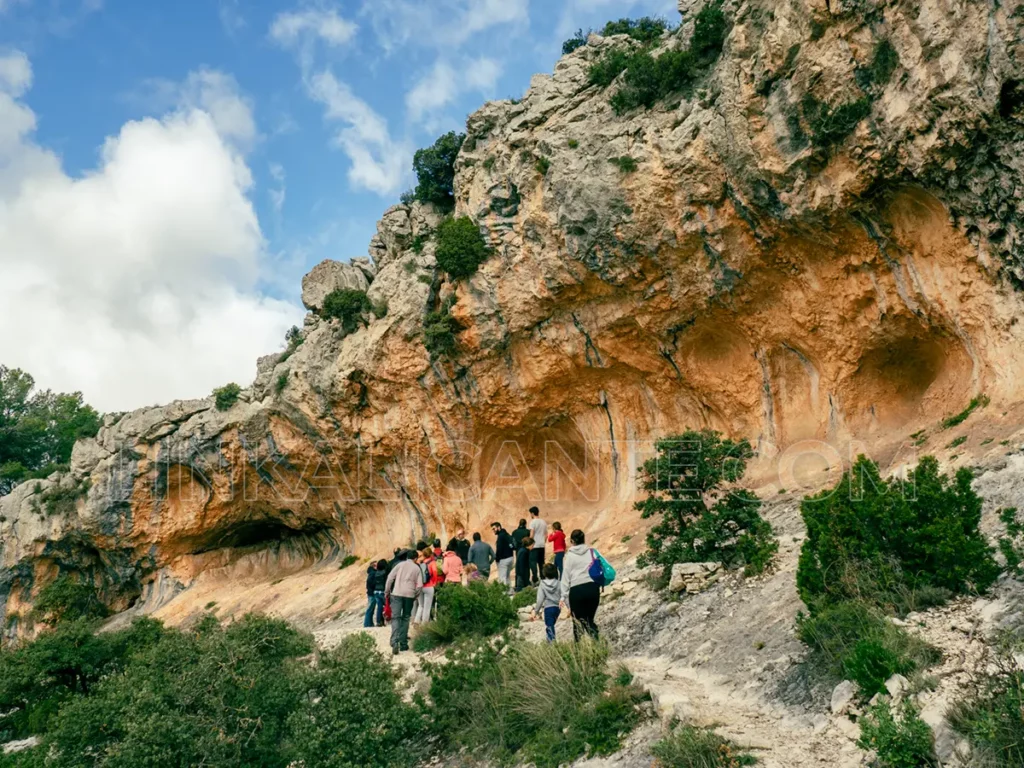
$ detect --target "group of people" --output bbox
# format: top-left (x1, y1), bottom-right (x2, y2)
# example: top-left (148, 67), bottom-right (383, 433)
top-left (363, 506), bottom-right (606, 655)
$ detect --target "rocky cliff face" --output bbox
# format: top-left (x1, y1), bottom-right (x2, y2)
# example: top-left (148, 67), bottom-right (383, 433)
top-left (3, 0), bottom-right (1024, 635)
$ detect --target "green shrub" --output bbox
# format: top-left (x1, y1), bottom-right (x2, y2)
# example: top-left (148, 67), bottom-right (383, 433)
top-left (0, 617), bottom-right (167, 740)
top-left (596, 2), bottom-right (726, 114)
top-left (412, 580), bottom-right (518, 649)
top-left (275, 370), bottom-right (289, 395)
top-left (865, 39), bottom-right (899, 87)
top-left (691, 0), bottom-right (728, 64)
top-left (45, 614), bottom-right (314, 767)
top-left (413, 131), bottom-right (465, 212)
top-left (31, 576), bottom-right (107, 625)
top-left (535, 156), bottom-right (551, 175)
top-left (213, 382), bottom-right (241, 411)
top-left (562, 28), bottom-right (590, 54)
top-left (803, 95), bottom-right (872, 150)
top-left (339, 554), bottom-right (359, 569)
top-left (941, 394), bottom-right (989, 429)
top-left (601, 17), bottom-right (669, 44)
top-left (588, 47), bottom-right (633, 88)
top-left (322, 288), bottom-right (372, 334)
top-left (287, 634), bottom-right (425, 768)
top-left (424, 637), bottom-right (646, 767)
top-left (0, 366), bottom-right (101, 497)
top-left (511, 586), bottom-right (537, 609)
top-left (635, 429), bottom-right (778, 575)
top-left (434, 216), bottom-right (490, 279)
top-left (858, 701), bottom-right (938, 768)
top-left (651, 722), bottom-right (757, 766)
top-left (609, 155), bottom-right (639, 172)
top-left (568, 138), bottom-right (579, 148)
top-left (423, 302), bottom-right (463, 360)
top-left (797, 456), bottom-right (999, 611)
top-left (948, 647), bottom-right (1024, 767)
top-left (796, 601), bottom-right (940, 696)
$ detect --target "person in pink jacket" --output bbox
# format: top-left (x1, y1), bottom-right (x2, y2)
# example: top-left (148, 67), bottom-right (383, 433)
top-left (442, 546), bottom-right (463, 584)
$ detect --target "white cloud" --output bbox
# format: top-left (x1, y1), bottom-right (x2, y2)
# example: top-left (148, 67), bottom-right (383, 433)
top-left (269, 162), bottom-right (286, 212)
top-left (0, 51), bottom-right (31, 96)
top-left (361, 0), bottom-right (529, 53)
top-left (406, 56), bottom-right (501, 121)
top-left (307, 69), bottom-right (410, 195)
top-left (177, 69), bottom-right (258, 147)
top-left (270, 5), bottom-right (357, 61)
top-left (219, 0), bottom-right (245, 36)
top-left (0, 53), bottom-right (302, 412)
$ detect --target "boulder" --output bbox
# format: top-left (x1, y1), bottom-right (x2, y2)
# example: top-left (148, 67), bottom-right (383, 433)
top-left (301, 260), bottom-right (371, 311)
top-left (669, 562), bottom-right (723, 593)
top-left (830, 680), bottom-right (858, 715)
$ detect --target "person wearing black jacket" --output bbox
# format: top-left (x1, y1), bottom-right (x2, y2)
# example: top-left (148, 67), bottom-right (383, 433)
top-left (515, 537), bottom-right (534, 593)
top-left (491, 522), bottom-right (515, 588)
top-left (511, 519), bottom-right (529, 551)
top-left (446, 529), bottom-right (471, 563)
top-left (363, 559), bottom-right (387, 627)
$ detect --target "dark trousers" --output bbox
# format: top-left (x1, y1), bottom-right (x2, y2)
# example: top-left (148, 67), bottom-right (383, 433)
top-left (568, 582), bottom-right (600, 641)
top-left (390, 595), bottom-right (416, 651)
top-left (543, 606), bottom-right (560, 642)
top-left (530, 547), bottom-right (546, 583)
top-left (554, 551), bottom-right (564, 577)
top-left (363, 591), bottom-right (385, 627)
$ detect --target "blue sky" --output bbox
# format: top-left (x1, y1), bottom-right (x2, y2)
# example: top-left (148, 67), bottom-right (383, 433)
top-left (0, 0), bottom-right (677, 411)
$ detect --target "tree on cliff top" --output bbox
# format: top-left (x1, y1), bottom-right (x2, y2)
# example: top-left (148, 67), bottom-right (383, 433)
top-left (635, 429), bottom-right (777, 575)
top-left (0, 365), bottom-right (101, 496)
top-left (412, 131), bottom-right (465, 212)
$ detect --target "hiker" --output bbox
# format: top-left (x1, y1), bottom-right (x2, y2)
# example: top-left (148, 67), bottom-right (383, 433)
top-left (446, 529), bottom-right (471, 564)
top-left (442, 545), bottom-right (464, 585)
top-left (384, 549), bottom-right (423, 654)
top-left (561, 529), bottom-right (601, 640)
top-left (533, 563), bottom-right (562, 642)
top-left (363, 559), bottom-right (387, 628)
top-left (528, 507), bottom-right (547, 585)
top-left (415, 547), bottom-right (443, 623)
top-left (386, 547), bottom-right (401, 576)
top-left (548, 521), bottom-right (567, 577)
top-left (511, 518), bottom-right (529, 551)
top-left (432, 538), bottom-right (444, 559)
top-left (515, 536), bottom-right (534, 593)
top-left (464, 563), bottom-right (486, 583)
top-left (467, 532), bottom-right (495, 579)
top-left (491, 521), bottom-right (515, 588)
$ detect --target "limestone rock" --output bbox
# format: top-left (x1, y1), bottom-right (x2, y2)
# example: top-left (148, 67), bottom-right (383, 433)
top-left (885, 674), bottom-right (910, 703)
top-left (830, 680), bottom-right (858, 715)
top-left (4, 0), bottom-right (1024, 639)
top-left (669, 562), bottom-right (723, 593)
top-left (301, 260), bottom-right (371, 311)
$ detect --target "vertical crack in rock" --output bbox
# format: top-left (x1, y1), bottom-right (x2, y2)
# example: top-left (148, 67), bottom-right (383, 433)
top-left (660, 347), bottom-right (684, 381)
top-left (599, 390), bottom-right (620, 491)
top-left (572, 312), bottom-right (604, 367)
top-left (755, 349), bottom-right (778, 450)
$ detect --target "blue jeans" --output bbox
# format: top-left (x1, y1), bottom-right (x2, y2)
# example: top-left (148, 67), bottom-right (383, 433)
top-left (364, 591), bottom-right (384, 627)
top-left (554, 551), bottom-right (564, 577)
top-left (543, 606), bottom-right (560, 642)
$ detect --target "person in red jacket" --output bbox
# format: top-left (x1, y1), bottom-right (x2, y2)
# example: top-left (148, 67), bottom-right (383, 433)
top-left (415, 547), bottom-right (443, 623)
top-left (548, 521), bottom-right (567, 577)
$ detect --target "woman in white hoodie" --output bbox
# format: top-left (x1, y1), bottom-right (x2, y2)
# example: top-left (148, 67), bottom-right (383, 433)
top-left (559, 528), bottom-right (601, 640)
